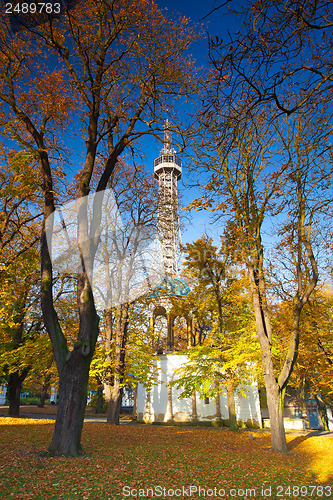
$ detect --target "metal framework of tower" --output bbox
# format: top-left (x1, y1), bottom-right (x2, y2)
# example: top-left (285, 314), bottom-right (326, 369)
top-left (154, 120), bottom-right (182, 276)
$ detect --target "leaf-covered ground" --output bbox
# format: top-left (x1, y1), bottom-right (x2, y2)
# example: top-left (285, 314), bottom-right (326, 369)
top-left (0, 418), bottom-right (332, 499)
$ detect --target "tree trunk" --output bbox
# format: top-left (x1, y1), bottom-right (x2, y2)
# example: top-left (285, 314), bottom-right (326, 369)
top-left (40, 387), bottom-right (47, 408)
top-left (166, 381), bottom-right (173, 421)
top-left (48, 346), bottom-right (93, 456)
top-left (264, 375), bottom-right (287, 452)
top-left (226, 382), bottom-right (238, 431)
top-left (8, 372), bottom-right (22, 417)
top-left (8, 368), bottom-right (30, 417)
top-left (314, 395), bottom-right (329, 431)
top-left (191, 389), bottom-right (197, 420)
top-left (48, 269), bottom-right (100, 457)
top-left (7, 306), bottom-right (30, 417)
top-left (133, 385), bottom-right (138, 419)
top-left (300, 381), bottom-right (311, 430)
top-left (103, 307), bottom-right (113, 417)
top-left (146, 389), bottom-right (151, 421)
top-left (249, 265), bottom-right (288, 453)
top-left (96, 383), bottom-right (104, 413)
top-left (215, 393), bottom-right (222, 421)
top-left (107, 384), bottom-right (122, 424)
top-left (106, 303), bottom-right (129, 425)
top-left (257, 330), bottom-right (288, 452)
top-left (39, 373), bottom-right (52, 408)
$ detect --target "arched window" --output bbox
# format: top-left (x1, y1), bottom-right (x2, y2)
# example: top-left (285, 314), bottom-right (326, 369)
top-left (154, 314), bottom-right (168, 354)
top-left (173, 316), bottom-right (188, 351)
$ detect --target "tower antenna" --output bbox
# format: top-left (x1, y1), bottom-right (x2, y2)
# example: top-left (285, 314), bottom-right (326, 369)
top-left (163, 119), bottom-right (173, 154)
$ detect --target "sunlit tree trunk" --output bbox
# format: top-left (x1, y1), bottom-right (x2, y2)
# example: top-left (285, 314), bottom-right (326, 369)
top-left (191, 389), bottom-right (197, 420)
top-left (215, 393), bottom-right (222, 422)
top-left (248, 264), bottom-right (288, 452)
top-left (107, 303), bottom-right (129, 424)
top-left (226, 382), bottom-right (238, 431)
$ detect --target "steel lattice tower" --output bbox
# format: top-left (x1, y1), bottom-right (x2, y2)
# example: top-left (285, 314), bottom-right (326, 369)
top-left (154, 120), bottom-right (182, 276)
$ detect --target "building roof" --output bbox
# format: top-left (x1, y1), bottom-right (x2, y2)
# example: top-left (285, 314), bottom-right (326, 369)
top-left (148, 276), bottom-right (190, 298)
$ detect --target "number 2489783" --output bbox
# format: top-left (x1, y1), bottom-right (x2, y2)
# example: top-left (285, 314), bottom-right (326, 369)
top-left (5, 3), bottom-right (61, 14)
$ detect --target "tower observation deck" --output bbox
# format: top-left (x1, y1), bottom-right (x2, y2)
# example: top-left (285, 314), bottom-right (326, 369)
top-left (154, 120), bottom-right (182, 276)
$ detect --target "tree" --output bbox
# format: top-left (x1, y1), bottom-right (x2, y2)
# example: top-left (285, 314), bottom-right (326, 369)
top-left (274, 288), bottom-right (333, 429)
top-left (0, 150), bottom-right (41, 272)
top-left (96, 162), bottom-right (158, 424)
top-left (174, 236), bottom-right (259, 430)
top-left (16, 333), bottom-right (57, 408)
top-left (0, 0), bottom-right (197, 455)
top-left (83, 160), bottom-right (158, 424)
top-left (0, 247), bottom-right (41, 416)
top-left (0, 152), bottom-right (42, 416)
top-left (208, 1), bottom-right (333, 117)
top-left (90, 297), bottom-right (159, 416)
top-left (190, 99), bottom-right (331, 451)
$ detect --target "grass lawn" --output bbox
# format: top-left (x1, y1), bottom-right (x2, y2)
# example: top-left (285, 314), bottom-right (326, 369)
top-left (0, 418), bottom-right (332, 500)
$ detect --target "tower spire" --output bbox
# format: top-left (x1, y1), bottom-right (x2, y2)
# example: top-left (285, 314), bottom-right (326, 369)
top-left (154, 120), bottom-right (182, 275)
top-left (163, 119), bottom-right (173, 154)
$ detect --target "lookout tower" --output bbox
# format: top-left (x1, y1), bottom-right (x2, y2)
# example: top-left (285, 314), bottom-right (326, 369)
top-left (135, 121), bottom-right (262, 427)
top-left (154, 119), bottom-right (182, 275)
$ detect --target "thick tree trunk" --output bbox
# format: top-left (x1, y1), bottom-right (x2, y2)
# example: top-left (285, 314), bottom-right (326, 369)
top-left (264, 374), bottom-right (287, 452)
top-left (215, 393), bottom-right (222, 421)
top-left (40, 387), bottom-right (47, 408)
top-left (258, 335), bottom-right (288, 452)
top-left (8, 368), bottom-right (30, 417)
top-left (48, 347), bottom-right (93, 456)
top-left (226, 383), bottom-right (238, 431)
top-left (107, 384), bottom-right (122, 424)
top-left (47, 269), bottom-right (100, 457)
top-left (314, 395), bottom-right (329, 431)
top-left (8, 372), bottom-right (22, 417)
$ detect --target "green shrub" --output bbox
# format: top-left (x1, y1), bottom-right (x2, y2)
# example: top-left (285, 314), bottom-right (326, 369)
top-left (20, 397), bottom-right (41, 406)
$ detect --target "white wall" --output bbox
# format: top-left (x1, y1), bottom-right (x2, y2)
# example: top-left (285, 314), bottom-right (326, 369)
top-left (0, 385), bottom-right (6, 405)
top-left (136, 354), bottom-right (262, 426)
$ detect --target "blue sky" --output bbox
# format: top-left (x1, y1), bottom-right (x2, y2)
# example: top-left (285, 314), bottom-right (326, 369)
top-left (150, 1), bottom-right (243, 245)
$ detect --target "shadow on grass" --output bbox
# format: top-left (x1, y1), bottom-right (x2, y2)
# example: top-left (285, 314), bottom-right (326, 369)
top-left (288, 430), bottom-right (332, 451)
top-left (288, 433), bottom-right (313, 451)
